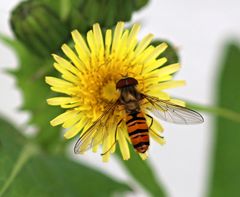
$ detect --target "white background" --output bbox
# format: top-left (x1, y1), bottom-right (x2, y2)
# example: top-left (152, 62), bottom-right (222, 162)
top-left (1, 0), bottom-right (240, 196)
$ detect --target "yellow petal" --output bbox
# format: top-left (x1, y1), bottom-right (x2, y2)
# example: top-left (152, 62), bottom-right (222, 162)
top-left (64, 117), bottom-right (89, 139)
top-left (71, 30), bottom-right (90, 56)
top-left (145, 74), bottom-right (172, 86)
top-left (112, 22), bottom-right (125, 52)
top-left (139, 152), bottom-right (148, 160)
top-left (52, 54), bottom-right (80, 75)
top-left (87, 30), bottom-right (96, 54)
top-left (142, 57), bottom-right (167, 74)
top-left (143, 43), bottom-right (168, 64)
top-left (135, 33), bottom-right (154, 55)
top-left (145, 89), bottom-right (170, 100)
top-left (132, 45), bottom-right (155, 64)
top-left (101, 127), bottom-right (116, 162)
top-left (128, 23), bottom-right (141, 42)
top-left (127, 23), bottom-right (140, 52)
top-left (92, 144), bottom-right (99, 153)
top-left (147, 63), bottom-right (180, 78)
top-left (102, 153), bottom-right (111, 162)
top-left (47, 97), bottom-right (79, 106)
top-left (74, 44), bottom-right (89, 71)
top-left (116, 30), bottom-right (129, 56)
top-left (169, 99), bottom-right (186, 107)
top-left (118, 128), bottom-right (130, 160)
top-left (53, 63), bottom-right (79, 84)
top-left (50, 110), bottom-right (77, 126)
top-left (62, 112), bottom-right (81, 128)
top-left (105, 29), bottom-right (112, 56)
top-left (45, 76), bottom-right (73, 88)
top-left (157, 75), bottom-right (173, 82)
top-left (61, 102), bottom-right (81, 109)
top-left (146, 117), bottom-right (164, 133)
top-left (50, 87), bottom-right (75, 95)
top-left (61, 44), bottom-right (85, 72)
top-left (91, 127), bottom-right (104, 153)
top-left (157, 80), bottom-right (186, 90)
top-left (102, 144), bottom-right (111, 162)
top-left (93, 23), bottom-right (104, 57)
top-left (150, 130), bottom-right (165, 145)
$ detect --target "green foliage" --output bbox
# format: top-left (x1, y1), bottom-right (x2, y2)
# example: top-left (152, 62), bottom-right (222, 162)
top-left (0, 117), bottom-right (131, 196)
top-left (0, 34), bottom-right (64, 152)
top-left (117, 147), bottom-right (166, 197)
top-left (208, 43), bottom-right (240, 197)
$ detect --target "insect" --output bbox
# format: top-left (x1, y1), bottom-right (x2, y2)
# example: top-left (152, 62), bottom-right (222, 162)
top-left (74, 77), bottom-right (204, 155)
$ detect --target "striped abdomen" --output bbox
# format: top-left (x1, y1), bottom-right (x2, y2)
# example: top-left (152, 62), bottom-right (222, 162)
top-left (126, 111), bottom-right (149, 153)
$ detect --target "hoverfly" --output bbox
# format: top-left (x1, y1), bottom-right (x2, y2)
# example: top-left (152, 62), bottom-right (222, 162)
top-left (74, 77), bottom-right (204, 155)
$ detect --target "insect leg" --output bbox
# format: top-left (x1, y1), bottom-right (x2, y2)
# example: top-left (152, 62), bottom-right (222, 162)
top-left (101, 119), bottom-right (123, 156)
top-left (146, 114), bottom-right (153, 129)
top-left (150, 128), bottom-right (164, 140)
top-left (147, 114), bottom-right (164, 141)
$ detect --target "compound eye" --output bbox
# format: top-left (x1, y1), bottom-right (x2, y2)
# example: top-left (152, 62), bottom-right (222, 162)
top-left (116, 77), bottom-right (138, 89)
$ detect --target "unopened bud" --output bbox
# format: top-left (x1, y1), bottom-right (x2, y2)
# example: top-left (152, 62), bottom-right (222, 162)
top-left (10, 1), bottom-right (69, 57)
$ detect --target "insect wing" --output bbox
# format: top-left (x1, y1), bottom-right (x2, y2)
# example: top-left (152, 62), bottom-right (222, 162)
top-left (143, 94), bottom-right (204, 124)
top-left (74, 101), bottom-right (119, 154)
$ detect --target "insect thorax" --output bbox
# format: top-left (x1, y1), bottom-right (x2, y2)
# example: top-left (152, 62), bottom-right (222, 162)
top-left (119, 86), bottom-right (141, 113)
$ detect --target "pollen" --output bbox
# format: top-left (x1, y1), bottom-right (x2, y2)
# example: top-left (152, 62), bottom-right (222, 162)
top-left (101, 81), bottom-right (119, 102)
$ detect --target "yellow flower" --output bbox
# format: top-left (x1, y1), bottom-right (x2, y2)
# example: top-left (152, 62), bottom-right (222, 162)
top-left (46, 22), bottom-right (186, 162)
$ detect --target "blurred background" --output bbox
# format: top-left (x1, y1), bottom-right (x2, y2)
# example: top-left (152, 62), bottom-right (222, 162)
top-left (1, 0), bottom-right (240, 197)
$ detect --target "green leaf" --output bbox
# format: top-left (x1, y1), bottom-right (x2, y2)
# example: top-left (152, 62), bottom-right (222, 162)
top-left (0, 117), bottom-right (131, 196)
top-left (0, 35), bottom-right (64, 151)
top-left (208, 42), bottom-right (240, 197)
top-left (0, 116), bottom-right (27, 192)
top-left (116, 147), bottom-right (166, 197)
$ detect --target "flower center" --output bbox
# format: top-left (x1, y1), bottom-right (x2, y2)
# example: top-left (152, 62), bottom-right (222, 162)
top-left (101, 81), bottom-right (119, 102)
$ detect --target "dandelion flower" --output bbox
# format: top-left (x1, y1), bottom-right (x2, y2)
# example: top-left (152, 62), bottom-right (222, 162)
top-left (46, 22), bottom-right (203, 162)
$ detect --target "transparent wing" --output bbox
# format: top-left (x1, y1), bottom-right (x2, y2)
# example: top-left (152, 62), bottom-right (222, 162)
top-left (74, 100), bottom-right (120, 154)
top-left (142, 94), bottom-right (204, 124)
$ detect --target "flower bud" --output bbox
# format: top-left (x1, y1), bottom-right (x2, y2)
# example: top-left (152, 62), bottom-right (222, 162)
top-left (133, 0), bottom-right (149, 11)
top-left (10, 1), bottom-right (69, 57)
top-left (67, 0), bottom-right (150, 32)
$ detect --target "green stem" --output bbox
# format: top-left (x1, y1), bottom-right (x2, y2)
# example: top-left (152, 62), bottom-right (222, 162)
top-left (0, 143), bottom-right (38, 196)
top-left (187, 102), bottom-right (240, 123)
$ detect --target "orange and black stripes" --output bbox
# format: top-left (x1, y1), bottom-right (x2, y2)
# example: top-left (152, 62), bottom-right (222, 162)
top-left (126, 111), bottom-right (149, 153)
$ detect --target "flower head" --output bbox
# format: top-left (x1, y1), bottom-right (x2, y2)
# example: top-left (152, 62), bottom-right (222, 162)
top-left (46, 22), bottom-right (186, 162)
